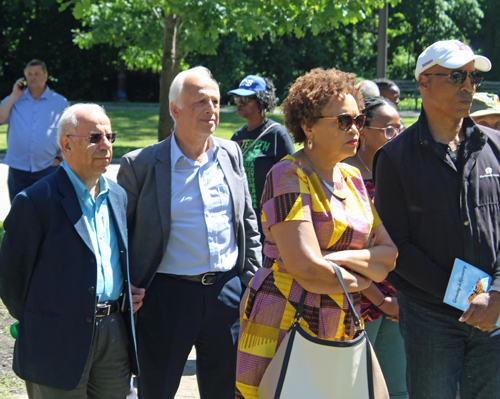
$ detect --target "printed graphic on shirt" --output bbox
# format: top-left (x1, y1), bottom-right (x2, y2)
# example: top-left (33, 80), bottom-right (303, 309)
top-left (237, 139), bottom-right (271, 209)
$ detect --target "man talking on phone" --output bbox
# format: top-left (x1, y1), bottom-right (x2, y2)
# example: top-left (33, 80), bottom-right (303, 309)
top-left (0, 59), bottom-right (69, 202)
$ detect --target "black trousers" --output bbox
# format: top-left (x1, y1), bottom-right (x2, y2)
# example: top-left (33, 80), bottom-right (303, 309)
top-left (136, 268), bottom-right (243, 399)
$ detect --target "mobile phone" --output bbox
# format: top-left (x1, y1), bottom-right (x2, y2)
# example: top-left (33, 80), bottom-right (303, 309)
top-left (18, 80), bottom-right (27, 90)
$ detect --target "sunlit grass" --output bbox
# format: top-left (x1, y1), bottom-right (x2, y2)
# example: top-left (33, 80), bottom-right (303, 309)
top-left (0, 105), bottom-right (416, 159)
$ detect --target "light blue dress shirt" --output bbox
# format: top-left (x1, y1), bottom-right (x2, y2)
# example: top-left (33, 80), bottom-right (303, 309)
top-left (2, 86), bottom-right (69, 172)
top-left (157, 133), bottom-right (239, 275)
top-left (61, 162), bottom-right (124, 301)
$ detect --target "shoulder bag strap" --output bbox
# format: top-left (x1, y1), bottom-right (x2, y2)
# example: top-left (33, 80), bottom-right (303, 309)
top-left (242, 122), bottom-right (280, 156)
top-left (327, 260), bottom-right (363, 330)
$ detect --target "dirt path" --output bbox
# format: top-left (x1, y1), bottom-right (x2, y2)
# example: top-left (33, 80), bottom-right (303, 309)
top-left (0, 303), bottom-right (26, 398)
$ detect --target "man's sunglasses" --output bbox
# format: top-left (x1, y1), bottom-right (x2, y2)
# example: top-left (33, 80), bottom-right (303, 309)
top-left (67, 133), bottom-right (117, 144)
top-left (422, 70), bottom-right (483, 87)
top-left (232, 95), bottom-right (257, 105)
top-left (319, 113), bottom-right (366, 131)
top-left (365, 125), bottom-right (402, 140)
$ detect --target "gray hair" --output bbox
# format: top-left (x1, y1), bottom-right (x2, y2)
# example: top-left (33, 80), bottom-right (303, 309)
top-left (168, 66), bottom-right (219, 120)
top-left (356, 80), bottom-right (381, 99)
top-left (57, 103), bottom-right (107, 151)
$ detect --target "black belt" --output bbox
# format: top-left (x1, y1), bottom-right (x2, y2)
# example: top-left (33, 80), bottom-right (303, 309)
top-left (165, 271), bottom-right (227, 285)
top-left (95, 299), bottom-right (120, 317)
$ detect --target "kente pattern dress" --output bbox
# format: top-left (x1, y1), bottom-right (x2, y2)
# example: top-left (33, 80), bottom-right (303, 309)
top-left (235, 155), bottom-right (381, 398)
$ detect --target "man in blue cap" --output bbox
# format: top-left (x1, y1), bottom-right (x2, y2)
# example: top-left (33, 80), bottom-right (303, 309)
top-left (228, 75), bottom-right (294, 247)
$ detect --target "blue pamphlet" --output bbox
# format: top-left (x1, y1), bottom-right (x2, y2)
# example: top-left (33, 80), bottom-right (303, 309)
top-left (444, 258), bottom-right (500, 328)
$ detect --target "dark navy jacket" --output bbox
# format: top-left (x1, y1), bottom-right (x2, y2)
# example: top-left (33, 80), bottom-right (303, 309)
top-left (374, 110), bottom-right (500, 315)
top-left (0, 167), bottom-right (139, 390)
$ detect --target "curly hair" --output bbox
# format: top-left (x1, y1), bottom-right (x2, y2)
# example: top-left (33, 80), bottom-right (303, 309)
top-left (255, 78), bottom-right (278, 114)
top-left (281, 68), bottom-right (363, 144)
top-left (362, 96), bottom-right (396, 124)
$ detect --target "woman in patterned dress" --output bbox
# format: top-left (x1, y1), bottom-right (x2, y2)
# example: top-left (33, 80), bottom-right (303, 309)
top-left (235, 68), bottom-right (398, 398)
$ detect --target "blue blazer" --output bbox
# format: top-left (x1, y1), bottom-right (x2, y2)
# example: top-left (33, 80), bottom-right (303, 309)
top-left (0, 167), bottom-right (139, 390)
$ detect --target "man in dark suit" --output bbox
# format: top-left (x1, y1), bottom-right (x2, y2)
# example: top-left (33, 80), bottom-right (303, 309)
top-left (118, 66), bottom-right (262, 399)
top-left (0, 103), bottom-right (144, 398)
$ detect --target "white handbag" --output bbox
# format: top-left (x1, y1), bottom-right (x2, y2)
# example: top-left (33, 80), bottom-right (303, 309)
top-left (258, 261), bottom-right (389, 399)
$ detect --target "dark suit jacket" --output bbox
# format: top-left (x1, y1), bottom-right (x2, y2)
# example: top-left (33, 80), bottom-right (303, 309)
top-left (117, 135), bottom-right (262, 289)
top-left (0, 167), bottom-right (139, 390)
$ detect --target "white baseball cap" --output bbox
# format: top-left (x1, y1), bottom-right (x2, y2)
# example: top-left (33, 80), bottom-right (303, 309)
top-left (415, 40), bottom-right (491, 80)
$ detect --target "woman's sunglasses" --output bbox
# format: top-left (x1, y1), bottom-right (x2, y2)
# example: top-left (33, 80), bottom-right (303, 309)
top-left (423, 70), bottom-right (483, 86)
top-left (319, 113), bottom-right (366, 131)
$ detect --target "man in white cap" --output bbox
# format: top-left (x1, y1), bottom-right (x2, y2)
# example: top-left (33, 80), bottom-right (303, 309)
top-left (374, 40), bottom-right (500, 398)
top-left (470, 92), bottom-right (500, 131)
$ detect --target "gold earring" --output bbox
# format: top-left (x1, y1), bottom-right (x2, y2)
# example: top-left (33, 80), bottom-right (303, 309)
top-left (307, 138), bottom-right (313, 150)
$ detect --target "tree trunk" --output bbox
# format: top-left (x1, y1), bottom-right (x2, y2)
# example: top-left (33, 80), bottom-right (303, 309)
top-left (115, 57), bottom-right (128, 102)
top-left (158, 12), bottom-right (180, 142)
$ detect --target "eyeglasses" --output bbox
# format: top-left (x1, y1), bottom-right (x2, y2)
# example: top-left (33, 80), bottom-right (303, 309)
top-left (422, 70), bottom-right (483, 87)
top-left (232, 95), bottom-right (257, 105)
top-left (67, 133), bottom-right (116, 144)
top-left (319, 113), bottom-right (366, 131)
top-left (364, 125), bottom-right (401, 140)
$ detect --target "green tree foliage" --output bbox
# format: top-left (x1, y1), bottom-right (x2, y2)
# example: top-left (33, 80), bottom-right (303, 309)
top-left (388, 0), bottom-right (483, 79)
top-left (60, 0), bottom-right (395, 140)
top-left (0, 0), bottom-right (121, 100)
top-left (473, 0), bottom-right (500, 80)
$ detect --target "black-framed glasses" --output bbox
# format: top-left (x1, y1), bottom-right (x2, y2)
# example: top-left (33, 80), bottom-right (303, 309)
top-left (422, 70), bottom-right (483, 86)
top-left (232, 95), bottom-right (257, 105)
top-left (365, 125), bottom-right (401, 140)
top-left (319, 113), bottom-right (366, 131)
top-left (67, 133), bottom-right (116, 144)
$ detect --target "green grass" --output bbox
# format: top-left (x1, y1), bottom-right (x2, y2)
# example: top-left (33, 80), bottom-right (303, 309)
top-left (399, 97), bottom-right (422, 111)
top-left (402, 116), bottom-right (418, 127)
top-left (0, 106), bottom-right (415, 159)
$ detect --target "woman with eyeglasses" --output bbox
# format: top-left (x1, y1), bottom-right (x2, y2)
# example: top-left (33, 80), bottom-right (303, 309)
top-left (344, 95), bottom-right (408, 399)
top-left (235, 68), bottom-right (398, 398)
top-left (228, 75), bottom-right (295, 247)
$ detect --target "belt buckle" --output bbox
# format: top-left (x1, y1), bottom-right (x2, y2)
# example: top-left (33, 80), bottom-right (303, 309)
top-left (96, 303), bottom-right (111, 317)
top-left (201, 272), bottom-right (216, 286)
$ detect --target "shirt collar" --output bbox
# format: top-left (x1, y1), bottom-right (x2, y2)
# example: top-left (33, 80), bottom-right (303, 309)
top-left (170, 131), bottom-right (219, 168)
top-left (61, 161), bottom-right (109, 203)
top-left (38, 86), bottom-right (51, 100)
top-left (418, 108), bottom-right (484, 160)
top-left (22, 85), bottom-right (51, 102)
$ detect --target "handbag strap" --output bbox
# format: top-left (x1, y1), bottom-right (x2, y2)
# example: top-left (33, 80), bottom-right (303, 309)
top-left (292, 261), bottom-right (363, 331)
top-left (328, 260), bottom-right (363, 330)
top-left (242, 122), bottom-right (279, 156)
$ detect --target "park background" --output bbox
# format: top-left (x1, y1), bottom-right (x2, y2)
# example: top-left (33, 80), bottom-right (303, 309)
top-left (0, 0), bottom-right (499, 397)
top-left (1, 0), bottom-right (499, 143)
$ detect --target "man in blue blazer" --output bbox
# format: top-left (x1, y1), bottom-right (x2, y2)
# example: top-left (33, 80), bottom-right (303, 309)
top-left (118, 67), bottom-right (262, 399)
top-left (0, 104), bottom-right (143, 398)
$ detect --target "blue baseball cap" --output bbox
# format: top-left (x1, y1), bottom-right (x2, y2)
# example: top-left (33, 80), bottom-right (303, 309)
top-left (227, 75), bottom-right (267, 96)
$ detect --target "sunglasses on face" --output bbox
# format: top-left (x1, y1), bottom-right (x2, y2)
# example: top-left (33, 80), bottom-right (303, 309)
top-left (67, 133), bottom-right (117, 144)
top-left (423, 70), bottom-right (483, 86)
top-left (365, 125), bottom-right (402, 140)
top-left (319, 113), bottom-right (366, 131)
top-left (232, 95), bottom-right (257, 105)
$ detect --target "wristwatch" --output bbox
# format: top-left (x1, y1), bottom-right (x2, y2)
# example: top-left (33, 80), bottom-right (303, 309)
top-left (55, 156), bottom-right (63, 162)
